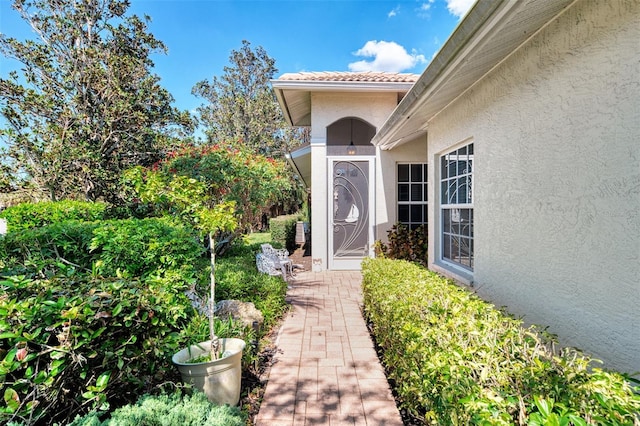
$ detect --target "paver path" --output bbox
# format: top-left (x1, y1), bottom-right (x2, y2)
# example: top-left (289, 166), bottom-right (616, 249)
top-left (255, 271), bottom-right (403, 425)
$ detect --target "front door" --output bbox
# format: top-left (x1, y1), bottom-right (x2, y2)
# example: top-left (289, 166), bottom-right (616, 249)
top-left (329, 158), bottom-right (374, 270)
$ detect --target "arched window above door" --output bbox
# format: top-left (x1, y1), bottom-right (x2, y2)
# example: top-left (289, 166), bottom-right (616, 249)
top-left (326, 117), bottom-right (376, 155)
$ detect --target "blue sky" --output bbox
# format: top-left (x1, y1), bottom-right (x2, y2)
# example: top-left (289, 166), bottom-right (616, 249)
top-left (0, 0), bottom-right (475, 115)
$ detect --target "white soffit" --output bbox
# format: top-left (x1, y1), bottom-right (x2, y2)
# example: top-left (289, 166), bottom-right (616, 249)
top-left (285, 144), bottom-right (311, 187)
top-left (372, 0), bottom-right (577, 150)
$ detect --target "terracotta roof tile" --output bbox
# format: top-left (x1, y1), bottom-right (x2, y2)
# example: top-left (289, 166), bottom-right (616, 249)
top-left (277, 71), bottom-right (419, 83)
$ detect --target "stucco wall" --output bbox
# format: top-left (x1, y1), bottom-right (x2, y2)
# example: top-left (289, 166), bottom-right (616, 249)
top-left (309, 92), bottom-right (399, 270)
top-left (427, 0), bottom-right (639, 372)
top-left (376, 136), bottom-right (428, 243)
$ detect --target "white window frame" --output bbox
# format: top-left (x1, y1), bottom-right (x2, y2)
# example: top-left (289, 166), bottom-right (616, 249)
top-left (397, 162), bottom-right (428, 229)
top-left (439, 143), bottom-right (474, 273)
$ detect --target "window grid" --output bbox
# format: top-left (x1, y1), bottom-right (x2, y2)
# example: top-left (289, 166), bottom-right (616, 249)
top-left (440, 144), bottom-right (473, 270)
top-left (397, 163), bottom-right (428, 230)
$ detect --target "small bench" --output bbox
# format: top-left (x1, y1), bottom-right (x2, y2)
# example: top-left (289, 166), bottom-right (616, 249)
top-left (256, 244), bottom-right (294, 280)
top-left (256, 253), bottom-right (289, 279)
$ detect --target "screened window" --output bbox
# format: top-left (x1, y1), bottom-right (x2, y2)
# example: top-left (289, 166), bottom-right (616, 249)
top-left (397, 163), bottom-right (428, 230)
top-left (440, 143), bottom-right (473, 270)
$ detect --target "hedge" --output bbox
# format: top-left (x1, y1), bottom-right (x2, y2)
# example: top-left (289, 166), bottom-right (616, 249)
top-left (361, 258), bottom-right (640, 425)
top-left (0, 217), bottom-right (204, 278)
top-left (269, 214), bottom-right (299, 252)
top-left (0, 201), bottom-right (107, 233)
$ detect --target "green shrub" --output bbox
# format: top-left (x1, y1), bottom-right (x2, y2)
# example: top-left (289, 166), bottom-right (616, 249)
top-left (0, 220), bottom-right (98, 275)
top-left (0, 201), bottom-right (107, 233)
top-left (68, 390), bottom-right (246, 425)
top-left (269, 214), bottom-right (298, 252)
top-left (88, 217), bottom-right (205, 277)
top-left (0, 217), bottom-right (204, 278)
top-left (0, 272), bottom-right (197, 425)
top-left (376, 223), bottom-right (428, 265)
top-left (361, 258), bottom-right (640, 425)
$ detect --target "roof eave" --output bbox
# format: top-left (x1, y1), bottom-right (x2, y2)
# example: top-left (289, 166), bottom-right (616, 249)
top-left (372, 0), bottom-right (505, 149)
top-left (372, 0), bottom-right (577, 150)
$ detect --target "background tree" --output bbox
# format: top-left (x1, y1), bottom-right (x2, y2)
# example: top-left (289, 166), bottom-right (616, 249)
top-left (192, 40), bottom-right (303, 156)
top-left (0, 0), bottom-right (192, 202)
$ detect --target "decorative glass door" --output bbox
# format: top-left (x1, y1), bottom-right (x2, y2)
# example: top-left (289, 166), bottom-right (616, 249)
top-left (329, 159), bottom-right (372, 270)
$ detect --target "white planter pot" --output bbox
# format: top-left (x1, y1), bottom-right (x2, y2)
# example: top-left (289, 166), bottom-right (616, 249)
top-left (172, 338), bottom-right (246, 406)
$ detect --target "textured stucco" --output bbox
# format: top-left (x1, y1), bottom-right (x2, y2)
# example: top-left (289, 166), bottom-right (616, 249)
top-left (309, 92), bottom-right (399, 270)
top-left (376, 137), bottom-right (427, 242)
top-left (426, 0), bottom-right (639, 373)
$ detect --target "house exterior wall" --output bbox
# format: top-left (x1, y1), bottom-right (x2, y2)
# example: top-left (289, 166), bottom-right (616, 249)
top-left (375, 136), bottom-right (427, 243)
top-left (426, 0), bottom-right (639, 373)
top-left (309, 92), bottom-right (399, 271)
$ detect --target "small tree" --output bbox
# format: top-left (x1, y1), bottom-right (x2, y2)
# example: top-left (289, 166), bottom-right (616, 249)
top-left (124, 169), bottom-right (236, 359)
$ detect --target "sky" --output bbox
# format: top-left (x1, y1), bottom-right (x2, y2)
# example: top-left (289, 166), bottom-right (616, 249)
top-left (0, 0), bottom-right (476, 115)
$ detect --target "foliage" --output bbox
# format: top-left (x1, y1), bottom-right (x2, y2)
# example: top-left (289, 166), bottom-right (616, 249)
top-left (126, 143), bottom-right (292, 234)
top-left (215, 240), bottom-right (288, 330)
top-left (67, 390), bottom-right (246, 426)
top-left (0, 220), bottom-right (98, 276)
top-left (192, 40), bottom-right (304, 156)
top-left (0, 272), bottom-right (197, 425)
top-left (269, 214), bottom-right (299, 252)
top-left (0, 217), bottom-right (203, 279)
top-left (375, 223), bottom-right (428, 266)
top-left (88, 218), bottom-right (204, 278)
top-left (0, 201), bottom-right (107, 233)
top-left (361, 258), bottom-right (640, 425)
top-left (0, 0), bottom-right (192, 202)
top-left (0, 216), bottom-right (288, 424)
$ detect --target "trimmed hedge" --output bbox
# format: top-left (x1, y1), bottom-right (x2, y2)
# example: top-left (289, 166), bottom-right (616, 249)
top-left (362, 258), bottom-right (640, 425)
top-left (0, 201), bottom-right (107, 233)
top-left (269, 214), bottom-right (298, 252)
top-left (0, 217), bottom-right (204, 278)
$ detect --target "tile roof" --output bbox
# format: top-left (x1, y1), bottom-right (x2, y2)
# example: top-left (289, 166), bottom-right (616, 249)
top-left (276, 71), bottom-right (420, 83)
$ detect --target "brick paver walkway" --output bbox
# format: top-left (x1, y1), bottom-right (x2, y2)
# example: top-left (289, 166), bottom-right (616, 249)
top-left (255, 271), bottom-right (403, 425)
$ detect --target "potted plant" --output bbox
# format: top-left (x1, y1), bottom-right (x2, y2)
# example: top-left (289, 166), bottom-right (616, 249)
top-left (171, 202), bottom-right (246, 406)
top-left (125, 168), bottom-right (246, 405)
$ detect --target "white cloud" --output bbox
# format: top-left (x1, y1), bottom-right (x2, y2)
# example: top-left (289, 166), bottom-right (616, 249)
top-left (387, 6), bottom-right (399, 18)
top-left (446, 0), bottom-right (476, 19)
top-left (420, 0), bottom-right (435, 12)
top-left (416, 0), bottom-right (435, 18)
top-left (348, 40), bottom-right (427, 73)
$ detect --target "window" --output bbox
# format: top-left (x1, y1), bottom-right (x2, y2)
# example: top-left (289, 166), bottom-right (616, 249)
top-left (397, 163), bottom-right (428, 229)
top-left (440, 143), bottom-right (473, 270)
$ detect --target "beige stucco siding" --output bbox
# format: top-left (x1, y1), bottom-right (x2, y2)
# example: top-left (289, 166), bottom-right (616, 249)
top-left (427, 0), bottom-right (639, 372)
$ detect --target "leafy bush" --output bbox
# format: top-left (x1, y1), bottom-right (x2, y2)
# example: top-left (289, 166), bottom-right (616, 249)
top-left (0, 201), bottom-right (107, 233)
top-left (362, 258), bottom-right (640, 425)
top-left (0, 272), bottom-right (197, 425)
top-left (88, 217), bottom-right (204, 277)
top-left (125, 144), bottom-right (292, 235)
top-left (0, 218), bottom-right (204, 278)
top-left (0, 220), bottom-right (98, 275)
top-left (68, 390), bottom-right (246, 426)
top-left (269, 214), bottom-right (298, 252)
top-left (375, 223), bottom-right (428, 266)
